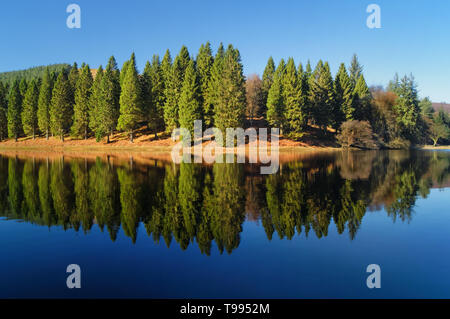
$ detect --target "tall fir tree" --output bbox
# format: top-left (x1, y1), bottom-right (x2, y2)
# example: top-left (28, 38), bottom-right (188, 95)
top-left (19, 78), bottom-right (28, 100)
top-left (143, 55), bottom-right (164, 137)
top-left (334, 63), bottom-right (354, 124)
top-left (309, 61), bottom-right (335, 131)
top-left (266, 70), bottom-right (284, 129)
top-left (213, 44), bottom-right (246, 132)
top-left (101, 56), bottom-right (121, 140)
top-left (117, 53), bottom-right (144, 142)
top-left (205, 43), bottom-right (225, 127)
top-left (68, 62), bottom-right (79, 105)
top-left (89, 66), bottom-right (105, 141)
top-left (50, 71), bottom-right (73, 141)
top-left (0, 82), bottom-right (8, 140)
top-left (282, 58), bottom-right (304, 133)
top-left (37, 67), bottom-right (53, 139)
top-left (353, 74), bottom-right (371, 121)
top-left (21, 80), bottom-right (39, 139)
top-left (261, 56), bottom-right (276, 115)
top-left (164, 46), bottom-right (191, 132)
top-left (71, 64), bottom-right (93, 139)
top-left (178, 60), bottom-right (202, 136)
top-left (7, 81), bottom-right (22, 141)
top-left (196, 42), bottom-right (214, 128)
top-left (349, 54), bottom-right (363, 89)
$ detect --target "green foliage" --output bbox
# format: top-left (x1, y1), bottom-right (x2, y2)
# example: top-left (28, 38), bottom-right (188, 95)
top-left (7, 81), bottom-right (22, 140)
top-left (37, 68), bottom-right (53, 139)
top-left (266, 71), bottom-right (284, 128)
top-left (196, 43), bottom-right (214, 125)
top-left (71, 64), bottom-right (93, 139)
top-left (349, 54), bottom-right (363, 88)
top-left (213, 44), bottom-right (246, 132)
top-left (309, 61), bottom-right (335, 131)
top-left (117, 53), bottom-right (144, 141)
top-left (21, 80), bottom-right (39, 138)
top-left (178, 60), bottom-right (202, 135)
top-left (0, 82), bottom-right (8, 140)
top-left (89, 66), bottom-right (105, 139)
top-left (419, 97), bottom-right (434, 119)
top-left (204, 43), bottom-right (224, 127)
top-left (143, 55), bottom-right (165, 134)
top-left (353, 74), bottom-right (371, 121)
top-left (336, 120), bottom-right (378, 149)
top-left (261, 56), bottom-right (276, 112)
top-left (334, 63), bottom-right (354, 124)
top-left (50, 71), bottom-right (73, 140)
top-left (282, 58), bottom-right (305, 133)
top-left (0, 64), bottom-right (70, 87)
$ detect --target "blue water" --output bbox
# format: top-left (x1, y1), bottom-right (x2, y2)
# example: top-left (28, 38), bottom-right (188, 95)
top-left (0, 150), bottom-right (449, 298)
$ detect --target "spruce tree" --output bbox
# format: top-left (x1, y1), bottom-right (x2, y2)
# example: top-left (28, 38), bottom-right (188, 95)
top-left (353, 74), bottom-right (371, 121)
top-left (100, 57), bottom-right (121, 140)
top-left (21, 80), bottom-right (39, 139)
top-left (68, 62), bottom-right (79, 105)
top-left (89, 66), bottom-right (104, 140)
top-left (0, 82), bottom-right (8, 140)
top-left (19, 78), bottom-right (28, 100)
top-left (204, 43), bottom-right (225, 127)
top-left (213, 45), bottom-right (246, 132)
top-left (262, 56), bottom-right (276, 110)
top-left (349, 54), bottom-right (363, 89)
top-left (143, 55), bottom-right (164, 137)
top-left (7, 81), bottom-right (22, 141)
top-left (282, 58), bottom-right (305, 133)
top-left (50, 71), bottom-right (73, 141)
top-left (334, 63), bottom-right (354, 126)
top-left (266, 71), bottom-right (284, 129)
top-left (196, 42), bottom-right (213, 127)
top-left (38, 67), bottom-right (53, 140)
top-left (309, 61), bottom-right (335, 131)
top-left (164, 46), bottom-right (191, 132)
top-left (178, 60), bottom-right (202, 136)
top-left (117, 53), bottom-right (144, 142)
top-left (120, 60), bottom-right (130, 86)
top-left (71, 64), bottom-right (93, 139)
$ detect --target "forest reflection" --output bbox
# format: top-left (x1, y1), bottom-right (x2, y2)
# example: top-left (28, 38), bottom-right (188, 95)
top-left (1, 150), bottom-right (449, 255)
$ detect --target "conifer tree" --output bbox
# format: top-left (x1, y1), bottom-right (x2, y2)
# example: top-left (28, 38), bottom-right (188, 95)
top-left (143, 55), bottom-right (164, 137)
top-left (282, 58), bottom-right (305, 133)
top-left (19, 78), bottom-right (28, 100)
top-left (117, 53), bottom-right (144, 142)
top-left (37, 67), bottom-right (53, 140)
top-left (89, 66), bottom-right (104, 140)
top-left (262, 56), bottom-right (275, 109)
top-left (71, 64), bottom-right (93, 139)
top-left (204, 43), bottom-right (224, 127)
top-left (178, 60), bottom-right (202, 136)
top-left (213, 45), bottom-right (246, 132)
top-left (50, 71), bottom-right (73, 141)
top-left (334, 63), bottom-right (354, 126)
top-left (164, 46), bottom-right (191, 132)
top-left (100, 56), bottom-right (121, 140)
top-left (7, 81), bottom-right (22, 141)
top-left (196, 42), bottom-right (214, 127)
top-left (309, 61), bottom-right (335, 131)
top-left (349, 54), bottom-right (363, 89)
top-left (68, 62), bottom-right (79, 104)
top-left (21, 80), bottom-right (39, 139)
top-left (120, 60), bottom-right (130, 86)
top-left (353, 74), bottom-right (371, 121)
top-left (266, 71), bottom-right (284, 129)
top-left (0, 82), bottom-right (8, 140)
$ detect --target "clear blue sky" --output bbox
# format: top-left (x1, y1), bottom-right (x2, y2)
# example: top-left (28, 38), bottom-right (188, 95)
top-left (0, 0), bottom-right (449, 102)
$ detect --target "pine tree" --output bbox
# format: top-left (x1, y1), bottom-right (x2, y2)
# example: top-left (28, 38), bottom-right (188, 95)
top-left (7, 81), bottom-right (22, 141)
top-left (19, 78), bottom-right (28, 99)
top-left (196, 42), bottom-right (214, 128)
top-left (353, 74), bottom-right (371, 121)
top-left (50, 71), bottom-right (73, 141)
top-left (100, 56), bottom-right (121, 141)
top-left (178, 60), bottom-right (202, 136)
top-left (71, 64), bottom-right (93, 139)
top-left (282, 58), bottom-right (305, 133)
top-left (349, 54), bottom-right (363, 89)
top-left (0, 82), bottom-right (8, 140)
top-left (309, 61), bottom-right (335, 131)
top-left (21, 80), bottom-right (39, 139)
top-left (117, 53), bottom-right (144, 142)
top-left (143, 55), bottom-right (164, 137)
top-left (205, 43), bottom-right (225, 127)
top-left (334, 63), bottom-right (354, 125)
top-left (68, 62), bottom-right (79, 105)
top-left (213, 45), bottom-right (246, 132)
top-left (262, 56), bottom-right (276, 111)
top-left (89, 66), bottom-right (104, 140)
top-left (37, 67), bottom-right (53, 140)
top-left (164, 46), bottom-right (191, 132)
top-left (120, 60), bottom-right (130, 86)
top-left (266, 71), bottom-right (284, 129)
top-left (392, 74), bottom-right (420, 139)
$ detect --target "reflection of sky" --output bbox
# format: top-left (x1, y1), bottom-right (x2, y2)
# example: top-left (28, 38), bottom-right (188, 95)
top-left (1, 188), bottom-right (449, 298)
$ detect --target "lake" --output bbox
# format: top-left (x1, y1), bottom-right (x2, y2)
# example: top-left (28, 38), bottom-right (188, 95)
top-left (0, 150), bottom-right (449, 298)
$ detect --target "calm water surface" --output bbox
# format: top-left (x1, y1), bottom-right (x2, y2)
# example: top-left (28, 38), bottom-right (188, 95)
top-left (0, 150), bottom-right (449, 298)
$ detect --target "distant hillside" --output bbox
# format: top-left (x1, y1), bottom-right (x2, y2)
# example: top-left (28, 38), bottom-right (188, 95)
top-left (0, 64), bottom-right (71, 86)
top-left (432, 102), bottom-right (450, 113)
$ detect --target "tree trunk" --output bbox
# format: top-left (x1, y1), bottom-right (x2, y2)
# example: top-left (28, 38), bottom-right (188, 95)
top-left (15, 134), bottom-right (17, 142)
top-left (84, 127), bottom-right (87, 140)
top-left (154, 130), bottom-right (158, 140)
top-left (433, 139), bottom-right (438, 147)
top-left (61, 130), bottom-right (64, 142)
top-left (130, 131), bottom-right (134, 143)
top-left (46, 130), bottom-right (49, 140)
top-left (107, 134), bottom-right (110, 144)
top-left (33, 129), bottom-right (35, 140)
